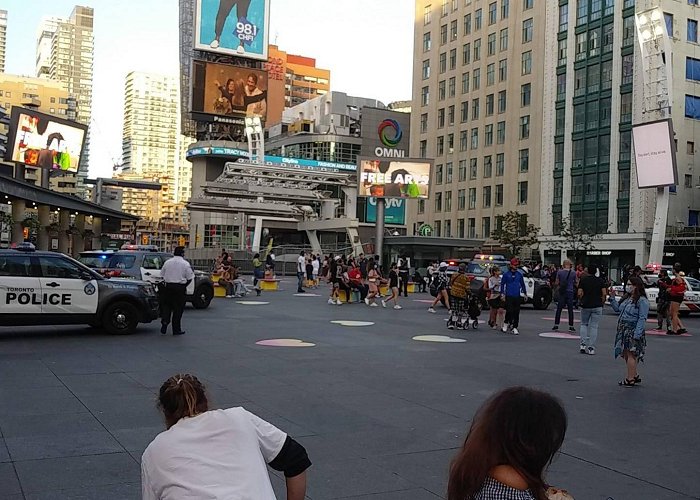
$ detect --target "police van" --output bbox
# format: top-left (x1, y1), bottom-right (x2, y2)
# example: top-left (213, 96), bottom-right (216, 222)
top-left (0, 244), bottom-right (160, 335)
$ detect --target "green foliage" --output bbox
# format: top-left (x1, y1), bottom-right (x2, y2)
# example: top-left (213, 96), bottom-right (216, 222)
top-left (490, 211), bottom-right (540, 257)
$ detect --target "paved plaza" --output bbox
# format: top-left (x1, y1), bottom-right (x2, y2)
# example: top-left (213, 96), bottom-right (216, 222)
top-left (0, 280), bottom-right (699, 499)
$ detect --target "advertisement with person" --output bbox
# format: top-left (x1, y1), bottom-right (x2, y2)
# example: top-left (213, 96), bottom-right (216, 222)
top-left (5, 107), bottom-right (86, 172)
top-left (358, 158), bottom-right (432, 199)
top-left (191, 61), bottom-right (277, 123)
top-left (194, 0), bottom-right (270, 61)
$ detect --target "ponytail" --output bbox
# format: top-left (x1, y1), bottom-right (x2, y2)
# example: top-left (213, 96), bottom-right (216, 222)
top-left (158, 373), bottom-right (209, 428)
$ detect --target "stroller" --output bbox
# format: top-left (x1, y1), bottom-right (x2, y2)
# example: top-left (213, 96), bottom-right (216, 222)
top-left (448, 293), bottom-right (481, 330)
top-left (467, 294), bottom-right (482, 329)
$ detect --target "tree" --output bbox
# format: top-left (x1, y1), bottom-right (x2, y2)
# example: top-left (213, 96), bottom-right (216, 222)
top-left (550, 216), bottom-right (601, 263)
top-left (491, 211), bottom-right (540, 257)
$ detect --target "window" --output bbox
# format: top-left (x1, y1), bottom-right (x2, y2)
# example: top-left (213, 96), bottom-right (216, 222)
top-left (604, 0), bottom-right (614, 15)
top-left (475, 8), bottom-right (483, 30)
top-left (522, 18), bottom-right (533, 43)
top-left (441, 24), bottom-right (448, 44)
top-left (519, 115), bottom-right (530, 139)
top-left (559, 3), bottom-right (568, 32)
top-left (422, 86), bottom-right (430, 106)
top-left (487, 63), bottom-right (495, 85)
top-left (587, 64), bottom-right (600, 93)
top-left (623, 16), bottom-right (635, 46)
top-left (521, 51), bottom-right (532, 75)
top-left (489, 2), bottom-right (497, 24)
top-left (577, 0), bottom-right (588, 25)
top-left (464, 13), bottom-right (472, 35)
top-left (685, 174), bottom-right (693, 188)
top-left (556, 73), bottom-right (566, 101)
top-left (486, 94), bottom-right (495, 115)
top-left (587, 100), bottom-right (599, 130)
top-left (458, 218), bottom-right (465, 238)
top-left (501, 0), bottom-right (510, 18)
top-left (618, 169), bottom-right (630, 200)
top-left (470, 159), bottom-right (478, 179)
top-left (472, 98), bottom-right (480, 119)
top-left (440, 52), bottom-right (447, 73)
top-left (521, 83), bottom-right (531, 106)
top-left (600, 97), bottom-right (612, 127)
top-left (555, 142), bottom-right (564, 170)
top-left (474, 39), bottom-right (482, 60)
top-left (423, 32), bottom-right (432, 51)
top-left (602, 60), bottom-right (613, 90)
top-left (435, 192), bottom-right (443, 212)
top-left (468, 218), bottom-right (476, 238)
top-left (448, 105), bottom-right (456, 124)
top-left (483, 186), bottom-right (492, 207)
top-left (438, 108), bottom-right (446, 128)
top-left (461, 100), bottom-right (469, 121)
top-left (422, 60), bottom-right (431, 79)
top-left (498, 59), bottom-right (508, 81)
top-left (574, 68), bottom-right (586, 96)
top-left (495, 184), bottom-right (504, 205)
top-left (446, 190), bottom-right (453, 211)
top-left (485, 124), bottom-right (494, 146)
top-left (553, 177), bottom-right (563, 205)
top-left (460, 130), bottom-right (469, 150)
top-left (591, 0), bottom-right (602, 20)
top-left (471, 127), bottom-right (479, 148)
top-left (420, 113), bottom-right (428, 133)
top-left (497, 121), bottom-right (506, 143)
top-left (687, 57), bottom-right (700, 82)
top-left (0, 255), bottom-right (32, 277)
top-left (484, 156), bottom-right (493, 178)
top-left (664, 13), bottom-right (673, 37)
top-left (451, 19), bottom-right (459, 39)
top-left (448, 133), bottom-right (455, 151)
top-left (438, 136), bottom-right (445, 155)
top-left (436, 164), bottom-right (444, 184)
top-left (496, 153), bottom-right (505, 175)
top-left (444, 220), bottom-right (452, 238)
top-left (469, 188), bottom-right (477, 209)
top-left (622, 54), bottom-right (634, 85)
top-left (459, 160), bottom-right (467, 181)
top-left (685, 95), bottom-right (700, 120)
top-left (524, 0), bottom-right (533, 9)
top-left (589, 27), bottom-right (600, 56)
top-left (620, 92), bottom-right (632, 123)
top-left (442, 0), bottom-right (449, 16)
top-left (519, 149), bottom-right (529, 172)
top-left (603, 23), bottom-right (614, 52)
top-left (576, 32), bottom-right (587, 61)
top-left (449, 76), bottom-right (456, 97)
top-left (143, 255), bottom-right (165, 270)
top-left (439, 80), bottom-right (446, 100)
top-left (473, 68), bottom-right (481, 90)
top-left (500, 28), bottom-right (509, 51)
top-left (689, 19), bottom-right (698, 43)
top-left (688, 141), bottom-right (695, 155)
top-left (435, 220), bottom-right (442, 237)
top-left (488, 33), bottom-right (496, 56)
top-left (463, 43), bottom-right (471, 64)
top-left (420, 140), bottom-right (427, 157)
top-left (557, 107), bottom-right (566, 135)
top-left (619, 131), bottom-right (631, 161)
top-left (558, 39), bottom-right (567, 66)
top-left (462, 71), bottom-right (470, 93)
top-left (518, 181), bottom-right (528, 204)
top-left (458, 189), bottom-right (466, 210)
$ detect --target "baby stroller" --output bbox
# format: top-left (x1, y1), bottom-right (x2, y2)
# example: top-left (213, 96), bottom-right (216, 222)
top-left (467, 294), bottom-right (482, 329)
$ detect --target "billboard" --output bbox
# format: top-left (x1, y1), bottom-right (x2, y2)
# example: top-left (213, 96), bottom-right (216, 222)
top-left (632, 119), bottom-right (678, 188)
top-left (194, 0), bottom-right (270, 61)
top-left (192, 61), bottom-right (278, 124)
top-left (358, 158), bottom-right (432, 199)
top-left (366, 197), bottom-right (406, 225)
top-left (360, 108), bottom-right (411, 158)
top-left (5, 107), bottom-right (87, 172)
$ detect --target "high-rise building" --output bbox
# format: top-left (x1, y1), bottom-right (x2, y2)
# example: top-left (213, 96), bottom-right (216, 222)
top-left (408, 0), bottom-right (545, 245)
top-left (538, 1), bottom-right (700, 277)
top-left (0, 10), bottom-right (7, 74)
top-left (0, 73), bottom-right (78, 194)
top-left (35, 6), bottom-right (94, 195)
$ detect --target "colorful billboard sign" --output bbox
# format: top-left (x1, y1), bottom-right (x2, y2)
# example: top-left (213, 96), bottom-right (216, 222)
top-left (632, 118), bottom-right (678, 188)
top-left (185, 146), bottom-right (357, 172)
top-left (4, 107), bottom-right (87, 173)
top-left (360, 108), bottom-right (411, 158)
top-left (358, 158), bottom-right (432, 199)
top-left (194, 0), bottom-right (270, 61)
top-left (366, 197), bottom-right (406, 225)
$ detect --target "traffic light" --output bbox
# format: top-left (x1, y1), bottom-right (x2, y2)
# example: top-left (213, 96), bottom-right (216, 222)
top-left (141, 234), bottom-right (149, 245)
top-left (178, 235), bottom-right (186, 247)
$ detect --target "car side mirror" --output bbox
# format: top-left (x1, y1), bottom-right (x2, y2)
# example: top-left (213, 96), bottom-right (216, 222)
top-left (80, 271), bottom-right (94, 281)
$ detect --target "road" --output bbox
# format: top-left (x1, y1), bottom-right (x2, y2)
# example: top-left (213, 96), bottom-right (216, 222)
top-left (0, 282), bottom-right (698, 499)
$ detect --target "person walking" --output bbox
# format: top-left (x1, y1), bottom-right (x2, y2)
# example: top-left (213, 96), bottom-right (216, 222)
top-left (656, 269), bottom-right (673, 333)
top-left (552, 259), bottom-right (576, 333)
top-left (252, 253), bottom-right (264, 296)
top-left (365, 259), bottom-right (380, 307)
top-left (382, 262), bottom-right (402, 309)
top-left (160, 247), bottom-right (195, 336)
top-left (398, 255), bottom-right (410, 298)
top-left (311, 255), bottom-right (320, 288)
top-left (500, 258), bottom-right (526, 335)
top-left (295, 251), bottom-right (306, 293)
top-left (142, 373), bottom-right (311, 500)
top-left (327, 255), bottom-right (343, 305)
top-left (486, 266), bottom-right (504, 329)
top-left (668, 263), bottom-right (688, 335)
top-left (608, 277), bottom-right (649, 387)
top-left (577, 264), bottom-right (606, 355)
top-left (447, 263), bottom-right (471, 330)
top-left (428, 262), bottom-right (450, 313)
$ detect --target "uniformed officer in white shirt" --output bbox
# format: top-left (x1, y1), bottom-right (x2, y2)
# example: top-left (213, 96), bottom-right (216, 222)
top-left (159, 246), bottom-right (195, 335)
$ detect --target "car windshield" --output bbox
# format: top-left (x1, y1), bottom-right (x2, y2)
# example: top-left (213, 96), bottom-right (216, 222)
top-left (467, 262), bottom-right (508, 276)
top-left (79, 254), bottom-right (112, 268)
top-left (686, 277), bottom-right (700, 292)
top-left (103, 255), bottom-right (136, 270)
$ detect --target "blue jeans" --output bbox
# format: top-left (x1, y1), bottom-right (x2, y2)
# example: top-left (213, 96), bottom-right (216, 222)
top-left (580, 307), bottom-right (602, 348)
top-left (297, 272), bottom-right (305, 291)
top-left (555, 291), bottom-right (574, 326)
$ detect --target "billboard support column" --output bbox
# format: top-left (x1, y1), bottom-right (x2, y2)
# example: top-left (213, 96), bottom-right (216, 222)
top-left (58, 210), bottom-right (70, 254)
top-left (37, 205), bottom-right (50, 251)
top-left (375, 198), bottom-right (385, 267)
top-left (10, 199), bottom-right (25, 245)
top-left (92, 216), bottom-right (102, 251)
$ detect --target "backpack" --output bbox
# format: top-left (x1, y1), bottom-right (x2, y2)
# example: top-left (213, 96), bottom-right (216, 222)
top-left (429, 274), bottom-right (440, 297)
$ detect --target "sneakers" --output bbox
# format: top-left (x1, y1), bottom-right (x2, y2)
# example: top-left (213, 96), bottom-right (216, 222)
top-left (587, 346), bottom-right (596, 355)
top-left (335, 299), bottom-right (343, 306)
top-left (501, 324), bottom-right (509, 333)
top-left (364, 298), bottom-right (370, 306)
top-left (370, 302), bottom-right (378, 307)
top-left (551, 325), bottom-right (559, 331)
top-left (328, 298), bottom-right (335, 305)
top-left (225, 295), bottom-right (233, 298)
top-left (394, 305), bottom-right (402, 310)
top-left (428, 307), bottom-right (436, 313)
top-left (447, 322), bottom-right (455, 330)
top-left (381, 300), bottom-right (387, 308)
top-left (580, 343), bottom-right (586, 354)
top-left (511, 328), bottom-right (519, 335)
top-left (568, 326), bottom-right (576, 333)
top-left (210, 39), bottom-right (220, 49)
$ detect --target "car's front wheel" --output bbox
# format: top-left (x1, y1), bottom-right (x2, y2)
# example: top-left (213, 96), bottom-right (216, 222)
top-left (533, 289), bottom-right (552, 310)
top-left (102, 301), bottom-right (139, 335)
top-left (191, 285), bottom-right (213, 309)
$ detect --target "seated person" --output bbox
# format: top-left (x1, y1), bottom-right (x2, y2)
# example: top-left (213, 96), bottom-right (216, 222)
top-left (347, 263), bottom-right (368, 301)
top-left (231, 265), bottom-right (247, 297)
top-left (413, 269), bottom-right (426, 293)
top-left (218, 260), bottom-right (235, 298)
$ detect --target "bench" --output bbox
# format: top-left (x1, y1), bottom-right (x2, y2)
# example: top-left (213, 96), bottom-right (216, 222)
top-left (260, 278), bottom-right (281, 291)
top-left (338, 289), bottom-right (362, 303)
top-left (211, 274), bottom-right (227, 298)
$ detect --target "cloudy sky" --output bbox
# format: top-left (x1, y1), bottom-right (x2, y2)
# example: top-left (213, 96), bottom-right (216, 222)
top-left (4, 0), bottom-right (414, 178)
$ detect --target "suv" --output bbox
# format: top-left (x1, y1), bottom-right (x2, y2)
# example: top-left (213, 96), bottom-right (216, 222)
top-left (0, 245), bottom-right (159, 335)
top-left (78, 248), bottom-right (214, 309)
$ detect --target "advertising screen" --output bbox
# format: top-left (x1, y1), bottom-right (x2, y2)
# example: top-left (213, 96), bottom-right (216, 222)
top-left (5, 107), bottom-right (86, 172)
top-left (632, 119), bottom-right (678, 188)
top-left (191, 61), bottom-right (270, 124)
top-left (366, 197), bottom-right (406, 225)
top-left (358, 158), bottom-right (432, 199)
top-left (194, 0), bottom-right (270, 61)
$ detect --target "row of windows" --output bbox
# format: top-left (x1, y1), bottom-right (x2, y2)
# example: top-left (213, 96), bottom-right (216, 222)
top-left (416, 216), bottom-right (489, 239)
top-left (434, 151), bottom-right (530, 185)
top-left (429, 181), bottom-right (529, 214)
top-left (428, 116), bottom-right (530, 155)
top-left (426, 0), bottom-right (532, 28)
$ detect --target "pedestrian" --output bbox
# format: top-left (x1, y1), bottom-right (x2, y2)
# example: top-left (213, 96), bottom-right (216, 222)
top-left (668, 263), bottom-right (688, 335)
top-left (365, 259), bottom-right (380, 307)
top-left (573, 263), bottom-right (585, 309)
top-left (500, 258), bottom-right (526, 335)
top-left (398, 255), bottom-right (410, 297)
top-left (295, 251), bottom-right (306, 293)
top-left (217, 258), bottom-right (235, 298)
top-left (447, 263), bottom-right (470, 330)
top-left (447, 387), bottom-right (571, 500)
top-left (252, 253), bottom-right (264, 296)
top-left (656, 269), bottom-right (673, 333)
top-left (312, 255), bottom-right (320, 287)
top-left (577, 264), bottom-right (607, 355)
top-left (382, 262), bottom-right (402, 309)
top-left (160, 246), bottom-right (194, 336)
top-left (305, 257), bottom-right (314, 289)
top-left (552, 259), bottom-right (576, 333)
top-left (347, 260), bottom-right (368, 303)
top-left (608, 277), bottom-right (649, 387)
top-left (230, 265), bottom-right (246, 297)
top-left (413, 268), bottom-right (426, 293)
top-left (358, 253), bottom-right (368, 279)
top-left (327, 255), bottom-right (343, 305)
top-left (486, 266), bottom-right (504, 329)
top-left (428, 262), bottom-right (450, 313)
top-left (265, 252), bottom-right (275, 275)
top-left (141, 374), bottom-right (311, 500)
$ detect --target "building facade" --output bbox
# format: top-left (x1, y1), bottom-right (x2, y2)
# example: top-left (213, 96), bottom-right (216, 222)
top-left (0, 10), bottom-right (7, 74)
top-left (409, 0), bottom-right (545, 249)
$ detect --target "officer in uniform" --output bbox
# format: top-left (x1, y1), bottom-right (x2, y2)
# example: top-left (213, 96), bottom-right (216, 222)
top-left (160, 246), bottom-right (195, 335)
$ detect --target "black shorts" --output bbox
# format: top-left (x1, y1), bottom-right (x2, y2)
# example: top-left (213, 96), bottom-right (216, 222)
top-left (670, 295), bottom-right (684, 304)
top-left (488, 298), bottom-right (502, 309)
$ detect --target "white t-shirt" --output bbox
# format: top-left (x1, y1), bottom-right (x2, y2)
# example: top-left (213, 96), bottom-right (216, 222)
top-left (141, 408), bottom-right (287, 500)
top-left (297, 255), bottom-right (306, 273)
top-left (312, 259), bottom-right (320, 274)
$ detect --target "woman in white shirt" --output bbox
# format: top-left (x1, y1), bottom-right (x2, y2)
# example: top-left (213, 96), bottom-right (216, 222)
top-left (142, 374), bottom-right (311, 500)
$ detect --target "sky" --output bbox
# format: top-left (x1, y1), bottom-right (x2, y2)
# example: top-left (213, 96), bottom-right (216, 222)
top-left (3, 0), bottom-right (414, 179)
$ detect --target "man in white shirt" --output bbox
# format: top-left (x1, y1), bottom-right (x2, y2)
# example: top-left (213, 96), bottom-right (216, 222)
top-left (296, 251), bottom-right (306, 293)
top-left (159, 246), bottom-right (195, 335)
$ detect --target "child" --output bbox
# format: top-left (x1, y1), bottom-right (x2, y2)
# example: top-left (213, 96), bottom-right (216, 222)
top-left (382, 262), bottom-right (402, 309)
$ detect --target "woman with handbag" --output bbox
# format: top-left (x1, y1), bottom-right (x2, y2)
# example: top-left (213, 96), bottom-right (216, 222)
top-left (608, 277), bottom-right (649, 387)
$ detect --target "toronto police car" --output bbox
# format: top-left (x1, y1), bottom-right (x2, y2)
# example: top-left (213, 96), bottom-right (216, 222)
top-left (0, 244), bottom-right (159, 335)
top-left (612, 273), bottom-right (700, 314)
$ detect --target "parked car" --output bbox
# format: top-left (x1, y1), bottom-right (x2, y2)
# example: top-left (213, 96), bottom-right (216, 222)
top-left (612, 274), bottom-right (700, 314)
top-left (79, 248), bottom-right (214, 309)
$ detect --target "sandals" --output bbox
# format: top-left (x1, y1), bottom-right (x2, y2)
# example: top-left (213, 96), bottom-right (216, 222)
top-left (634, 375), bottom-right (642, 384)
top-left (619, 378), bottom-right (637, 387)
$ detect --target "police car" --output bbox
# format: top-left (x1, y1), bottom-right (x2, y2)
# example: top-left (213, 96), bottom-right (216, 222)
top-left (0, 244), bottom-right (159, 335)
top-left (612, 274), bottom-right (700, 314)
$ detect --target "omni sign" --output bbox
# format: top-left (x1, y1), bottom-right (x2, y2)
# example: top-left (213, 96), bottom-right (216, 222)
top-left (375, 119), bottom-right (406, 158)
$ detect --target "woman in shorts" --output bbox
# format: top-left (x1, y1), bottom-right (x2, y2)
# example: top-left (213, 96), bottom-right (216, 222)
top-left (382, 262), bottom-right (402, 309)
top-left (365, 259), bottom-right (380, 307)
top-left (486, 266), bottom-right (504, 329)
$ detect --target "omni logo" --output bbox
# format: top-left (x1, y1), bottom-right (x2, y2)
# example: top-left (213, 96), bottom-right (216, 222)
top-left (375, 119), bottom-right (405, 157)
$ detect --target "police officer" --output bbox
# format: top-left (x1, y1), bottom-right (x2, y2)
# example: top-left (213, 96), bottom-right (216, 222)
top-left (160, 246), bottom-right (195, 336)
